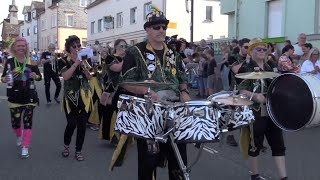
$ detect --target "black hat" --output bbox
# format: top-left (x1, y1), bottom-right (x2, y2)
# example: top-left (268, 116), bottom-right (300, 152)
top-left (144, 11), bottom-right (169, 29)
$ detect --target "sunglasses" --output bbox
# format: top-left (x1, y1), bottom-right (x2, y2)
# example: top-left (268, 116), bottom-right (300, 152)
top-left (119, 45), bottom-right (128, 49)
top-left (255, 47), bottom-right (268, 52)
top-left (152, 25), bottom-right (167, 30)
top-left (243, 46), bottom-right (249, 49)
top-left (72, 44), bottom-right (81, 49)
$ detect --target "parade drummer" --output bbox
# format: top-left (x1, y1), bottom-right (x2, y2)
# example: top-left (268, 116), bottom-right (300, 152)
top-left (100, 39), bottom-right (127, 143)
top-left (59, 35), bottom-right (93, 161)
top-left (1, 36), bottom-right (42, 158)
top-left (237, 38), bottom-right (288, 180)
top-left (113, 8), bottom-right (191, 180)
top-left (41, 43), bottom-right (62, 104)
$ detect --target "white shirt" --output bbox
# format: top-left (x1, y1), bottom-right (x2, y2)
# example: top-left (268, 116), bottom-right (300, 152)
top-left (293, 44), bottom-right (304, 56)
top-left (300, 59), bottom-right (320, 80)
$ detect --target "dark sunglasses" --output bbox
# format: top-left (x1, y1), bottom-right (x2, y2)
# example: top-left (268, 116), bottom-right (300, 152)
top-left (119, 45), bottom-right (128, 49)
top-left (255, 47), bottom-right (268, 52)
top-left (152, 25), bottom-right (167, 30)
top-left (72, 44), bottom-right (81, 49)
top-left (243, 46), bottom-right (249, 49)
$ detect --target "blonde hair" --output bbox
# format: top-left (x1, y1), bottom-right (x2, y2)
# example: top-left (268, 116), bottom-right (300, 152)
top-left (9, 37), bottom-right (29, 58)
top-left (307, 47), bottom-right (320, 60)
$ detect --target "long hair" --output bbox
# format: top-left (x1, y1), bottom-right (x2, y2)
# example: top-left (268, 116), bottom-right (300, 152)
top-left (113, 39), bottom-right (127, 55)
top-left (307, 47), bottom-right (320, 60)
top-left (9, 36), bottom-right (29, 58)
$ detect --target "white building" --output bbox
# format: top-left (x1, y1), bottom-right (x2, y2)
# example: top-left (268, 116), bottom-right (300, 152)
top-left (87, 0), bottom-right (228, 46)
top-left (19, 1), bottom-right (45, 52)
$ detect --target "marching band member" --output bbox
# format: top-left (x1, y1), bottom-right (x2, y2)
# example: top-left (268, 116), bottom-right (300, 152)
top-left (237, 38), bottom-right (288, 180)
top-left (100, 39), bottom-right (127, 143)
top-left (59, 35), bottom-right (93, 161)
top-left (41, 43), bottom-right (62, 104)
top-left (1, 37), bottom-right (42, 158)
top-left (116, 9), bottom-right (190, 180)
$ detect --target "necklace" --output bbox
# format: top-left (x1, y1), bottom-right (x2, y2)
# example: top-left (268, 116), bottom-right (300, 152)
top-left (14, 57), bottom-right (27, 74)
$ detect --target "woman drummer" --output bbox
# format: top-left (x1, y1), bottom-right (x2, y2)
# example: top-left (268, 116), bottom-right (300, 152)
top-left (1, 37), bottom-right (42, 158)
top-left (100, 39), bottom-right (127, 143)
top-left (237, 38), bottom-right (288, 180)
top-left (59, 35), bottom-right (93, 161)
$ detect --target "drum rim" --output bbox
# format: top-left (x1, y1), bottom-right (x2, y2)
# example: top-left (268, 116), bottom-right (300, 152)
top-left (185, 100), bottom-right (212, 106)
top-left (207, 91), bottom-right (233, 100)
top-left (119, 94), bottom-right (165, 107)
top-left (266, 73), bottom-right (316, 131)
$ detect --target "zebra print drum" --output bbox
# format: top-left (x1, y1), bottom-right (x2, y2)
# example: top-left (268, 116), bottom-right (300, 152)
top-left (208, 91), bottom-right (255, 132)
top-left (115, 94), bottom-right (166, 139)
top-left (267, 73), bottom-right (320, 131)
top-left (172, 101), bottom-right (220, 143)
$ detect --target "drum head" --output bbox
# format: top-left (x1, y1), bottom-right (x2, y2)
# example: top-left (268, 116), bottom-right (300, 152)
top-left (267, 74), bottom-right (313, 131)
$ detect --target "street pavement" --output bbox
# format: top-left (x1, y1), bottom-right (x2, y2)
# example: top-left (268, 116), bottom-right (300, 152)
top-left (0, 77), bottom-right (320, 180)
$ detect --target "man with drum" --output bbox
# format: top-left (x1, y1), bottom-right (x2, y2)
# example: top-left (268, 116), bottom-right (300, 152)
top-left (120, 9), bottom-right (190, 180)
top-left (237, 38), bottom-right (288, 180)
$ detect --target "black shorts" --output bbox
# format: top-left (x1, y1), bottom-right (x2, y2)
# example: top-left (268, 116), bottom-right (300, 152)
top-left (248, 111), bottom-right (286, 157)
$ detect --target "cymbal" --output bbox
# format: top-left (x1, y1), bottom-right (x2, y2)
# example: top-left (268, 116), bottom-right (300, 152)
top-left (235, 71), bottom-right (280, 80)
top-left (213, 96), bottom-right (253, 106)
top-left (120, 80), bottom-right (174, 86)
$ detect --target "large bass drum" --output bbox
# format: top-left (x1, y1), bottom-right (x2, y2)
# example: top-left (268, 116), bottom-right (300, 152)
top-left (267, 73), bottom-right (320, 131)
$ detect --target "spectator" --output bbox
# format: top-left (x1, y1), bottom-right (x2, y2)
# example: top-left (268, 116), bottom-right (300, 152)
top-left (204, 48), bottom-right (218, 95)
top-left (301, 47), bottom-right (320, 80)
top-left (278, 45), bottom-right (299, 73)
top-left (293, 33), bottom-right (307, 57)
top-left (299, 43), bottom-right (313, 65)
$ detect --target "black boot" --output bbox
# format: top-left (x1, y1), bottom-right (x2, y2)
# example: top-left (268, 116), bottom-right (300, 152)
top-left (251, 174), bottom-right (261, 180)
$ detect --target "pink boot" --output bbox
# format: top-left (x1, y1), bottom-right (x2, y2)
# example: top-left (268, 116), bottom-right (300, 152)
top-left (22, 129), bottom-right (32, 148)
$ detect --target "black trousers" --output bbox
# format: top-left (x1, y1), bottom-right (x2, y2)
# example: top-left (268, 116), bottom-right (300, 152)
top-left (44, 72), bottom-right (61, 102)
top-left (63, 103), bottom-right (88, 152)
top-left (101, 103), bottom-right (117, 140)
top-left (137, 139), bottom-right (187, 180)
top-left (248, 111), bottom-right (286, 157)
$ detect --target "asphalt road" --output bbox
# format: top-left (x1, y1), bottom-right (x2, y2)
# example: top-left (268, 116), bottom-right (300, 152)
top-left (0, 76), bottom-right (319, 180)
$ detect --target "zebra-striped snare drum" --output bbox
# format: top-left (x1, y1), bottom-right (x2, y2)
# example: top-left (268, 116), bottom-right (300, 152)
top-left (115, 94), bottom-right (166, 139)
top-left (208, 91), bottom-right (255, 132)
top-left (172, 101), bottom-right (220, 143)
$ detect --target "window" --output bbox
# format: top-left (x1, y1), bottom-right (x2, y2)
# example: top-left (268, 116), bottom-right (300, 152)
top-left (21, 29), bottom-right (24, 37)
top-left (66, 14), bottom-right (74, 27)
top-left (91, 21), bottom-right (95, 34)
top-left (98, 19), bottom-right (102, 32)
top-left (24, 14), bottom-right (28, 21)
top-left (116, 12), bottom-right (123, 28)
top-left (41, 20), bottom-right (47, 30)
top-left (144, 2), bottom-right (152, 20)
top-left (33, 25), bottom-right (37, 34)
top-left (104, 16), bottom-right (114, 30)
top-left (205, 6), bottom-right (213, 21)
top-left (27, 28), bottom-right (30, 36)
top-left (51, 15), bottom-right (57, 27)
top-left (32, 12), bottom-right (36, 18)
top-left (130, 7), bottom-right (137, 24)
top-left (80, 0), bottom-right (88, 7)
top-left (268, 0), bottom-right (282, 37)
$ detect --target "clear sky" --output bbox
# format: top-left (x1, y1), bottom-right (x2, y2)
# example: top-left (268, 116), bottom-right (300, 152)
top-left (0, 0), bottom-right (41, 40)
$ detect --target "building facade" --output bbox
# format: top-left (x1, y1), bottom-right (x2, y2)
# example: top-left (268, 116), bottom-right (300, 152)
top-left (220, 0), bottom-right (320, 44)
top-left (20, 1), bottom-right (45, 52)
top-left (1, 0), bottom-right (20, 41)
top-left (86, 0), bottom-right (228, 46)
top-left (38, 0), bottom-right (88, 52)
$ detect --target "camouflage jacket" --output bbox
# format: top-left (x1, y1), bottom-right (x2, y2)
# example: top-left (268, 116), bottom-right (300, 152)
top-left (121, 41), bottom-right (187, 94)
top-left (104, 55), bottom-right (123, 93)
top-left (237, 59), bottom-right (277, 111)
top-left (228, 53), bottom-right (246, 90)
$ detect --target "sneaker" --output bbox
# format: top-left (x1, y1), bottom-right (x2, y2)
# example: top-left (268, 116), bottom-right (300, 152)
top-left (47, 101), bottom-right (52, 105)
top-left (251, 174), bottom-right (261, 180)
top-left (16, 136), bottom-right (22, 147)
top-left (21, 147), bottom-right (29, 158)
top-left (226, 135), bottom-right (238, 147)
top-left (54, 97), bottom-right (60, 104)
top-left (90, 125), bottom-right (99, 131)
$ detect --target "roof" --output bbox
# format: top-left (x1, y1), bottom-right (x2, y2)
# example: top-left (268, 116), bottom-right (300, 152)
top-left (22, 6), bottom-right (32, 14)
top-left (86, 0), bottom-right (106, 9)
top-left (31, 1), bottom-right (45, 11)
top-left (9, 4), bottom-right (18, 12)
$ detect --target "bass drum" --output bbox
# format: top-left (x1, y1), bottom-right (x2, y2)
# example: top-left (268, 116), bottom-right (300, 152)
top-left (267, 73), bottom-right (320, 131)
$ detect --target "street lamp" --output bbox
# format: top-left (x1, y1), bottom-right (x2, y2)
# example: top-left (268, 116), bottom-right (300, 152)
top-left (185, 0), bottom-right (194, 43)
